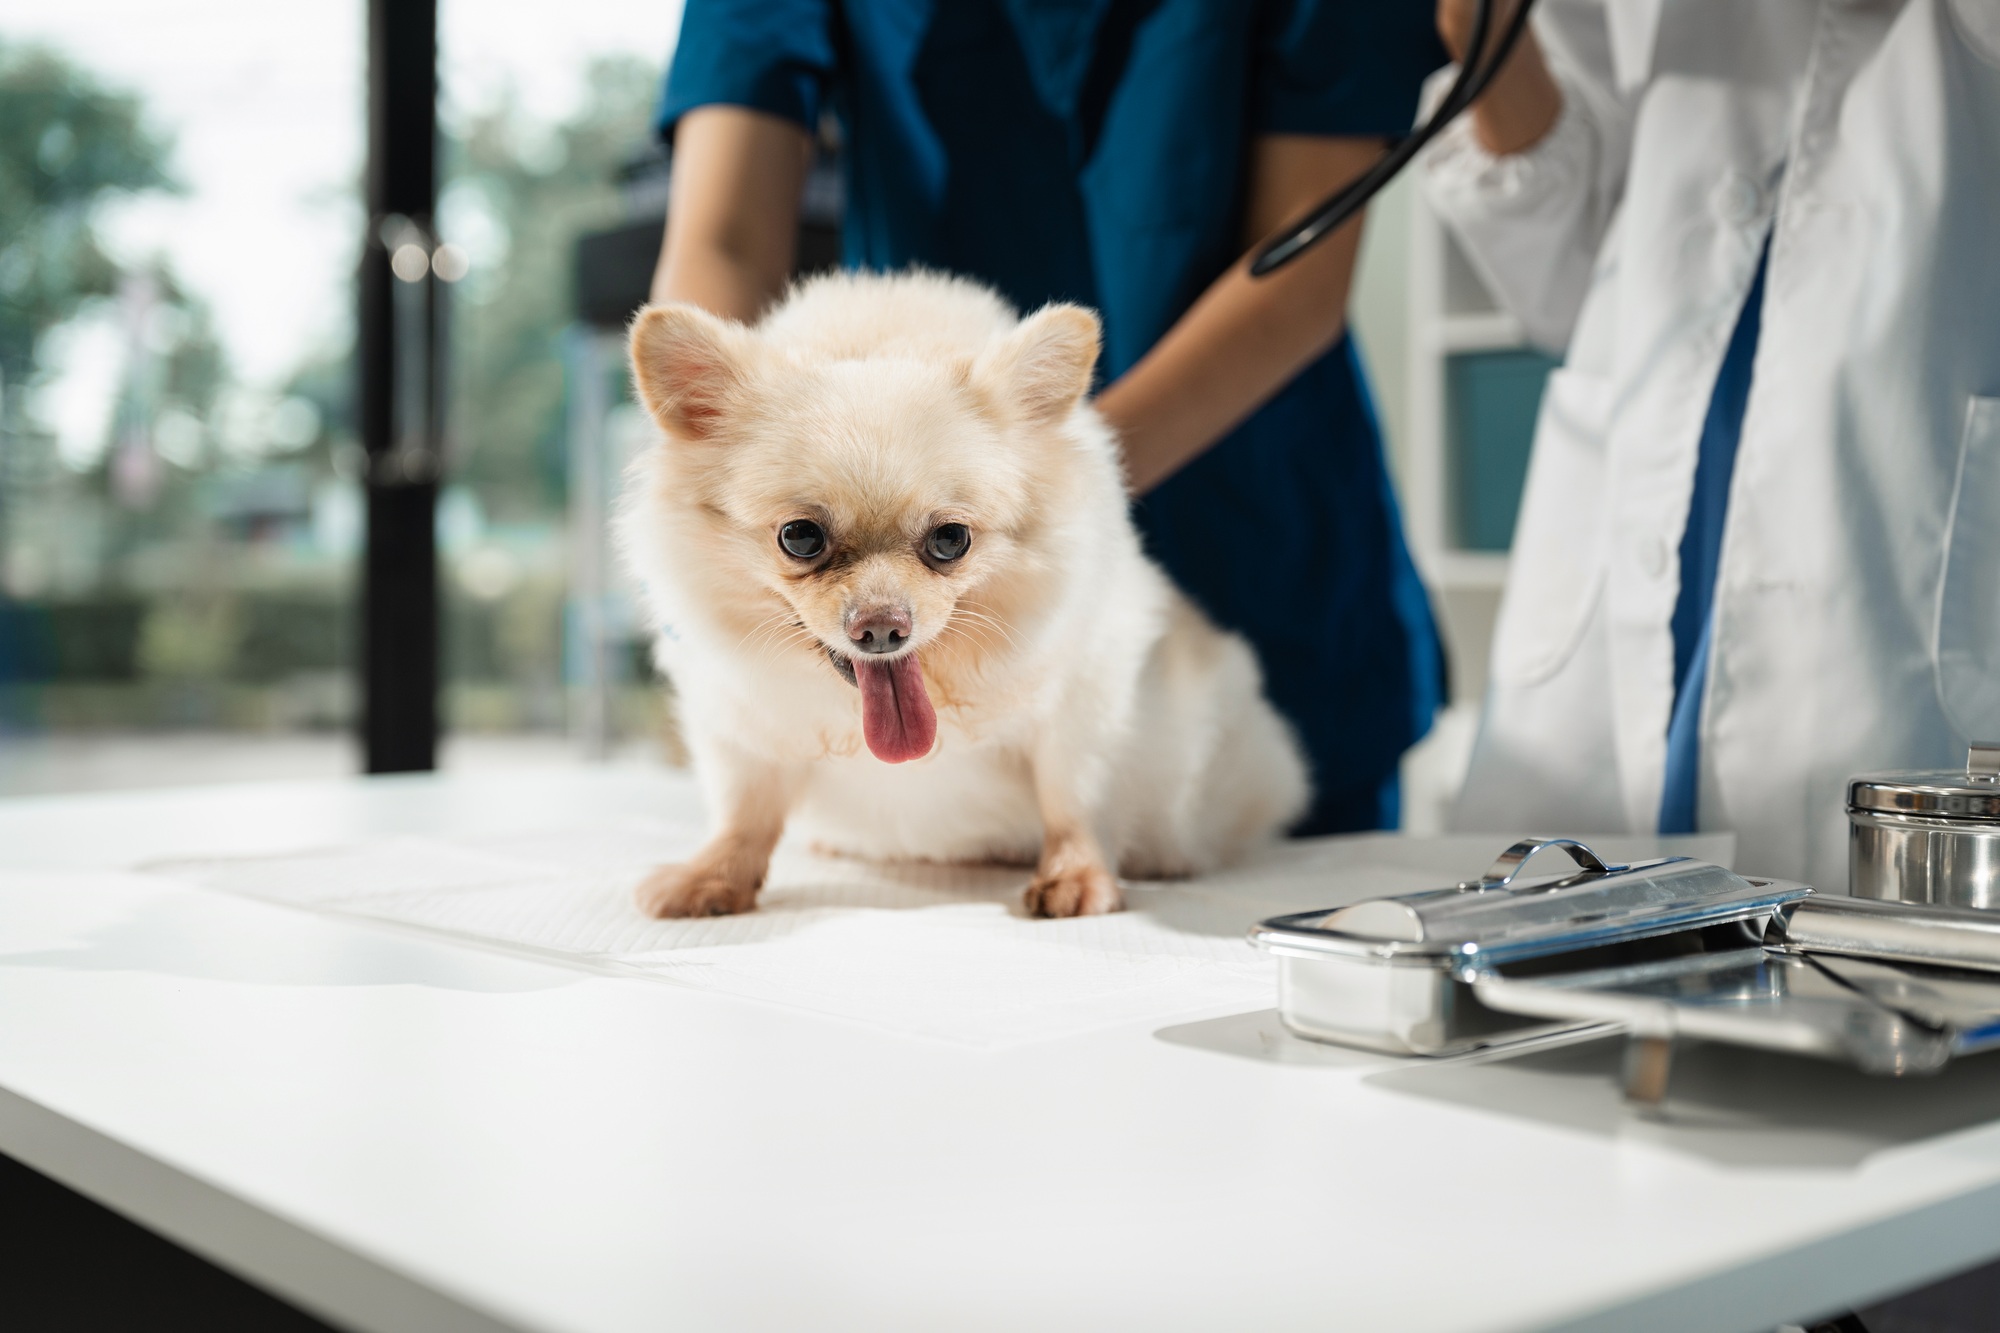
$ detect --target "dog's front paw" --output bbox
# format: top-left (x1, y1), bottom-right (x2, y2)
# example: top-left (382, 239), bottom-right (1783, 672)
top-left (1024, 863), bottom-right (1123, 918)
top-left (634, 862), bottom-right (761, 918)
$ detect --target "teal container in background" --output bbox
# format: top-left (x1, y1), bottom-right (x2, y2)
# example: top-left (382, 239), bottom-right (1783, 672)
top-left (1446, 349), bottom-right (1561, 552)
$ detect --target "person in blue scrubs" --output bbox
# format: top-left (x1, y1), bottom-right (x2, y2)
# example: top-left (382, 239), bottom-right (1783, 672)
top-left (651, 0), bottom-right (1447, 834)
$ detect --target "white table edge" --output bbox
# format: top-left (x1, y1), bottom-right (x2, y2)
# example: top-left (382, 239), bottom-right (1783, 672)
top-left (12, 1062), bottom-right (2000, 1333)
top-left (0, 1083), bottom-right (520, 1333)
top-left (1541, 1171), bottom-right (2000, 1332)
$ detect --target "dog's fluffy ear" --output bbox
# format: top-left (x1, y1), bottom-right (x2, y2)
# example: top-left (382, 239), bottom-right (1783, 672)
top-left (973, 303), bottom-right (1101, 424)
top-left (629, 303), bottom-right (754, 442)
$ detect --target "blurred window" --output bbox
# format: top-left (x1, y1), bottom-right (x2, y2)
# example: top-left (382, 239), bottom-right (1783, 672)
top-left (0, 0), bottom-right (683, 792)
top-left (434, 0), bottom-right (677, 743)
top-left (0, 3), bottom-right (364, 791)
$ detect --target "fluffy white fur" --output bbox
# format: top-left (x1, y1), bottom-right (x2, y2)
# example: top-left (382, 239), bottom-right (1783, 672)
top-left (618, 270), bottom-right (1308, 918)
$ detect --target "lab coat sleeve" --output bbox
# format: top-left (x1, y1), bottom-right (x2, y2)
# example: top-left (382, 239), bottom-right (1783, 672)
top-left (1419, 0), bottom-right (1634, 353)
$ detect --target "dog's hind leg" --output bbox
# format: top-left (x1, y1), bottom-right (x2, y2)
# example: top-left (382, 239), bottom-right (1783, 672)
top-left (636, 745), bottom-right (800, 918)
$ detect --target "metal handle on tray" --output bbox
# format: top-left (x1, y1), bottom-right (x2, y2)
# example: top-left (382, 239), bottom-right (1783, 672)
top-left (1460, 837), bottom-right (1621, 892)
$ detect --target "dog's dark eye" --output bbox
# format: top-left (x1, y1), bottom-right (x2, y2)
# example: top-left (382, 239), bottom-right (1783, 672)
top-left (779, 520), bottom-right (826, 560)
top-left (925, 523), bottom-right (971, 563)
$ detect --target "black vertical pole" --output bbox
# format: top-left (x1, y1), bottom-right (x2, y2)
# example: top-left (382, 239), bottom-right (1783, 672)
top-left (360, 0), bottom-right (440, 773)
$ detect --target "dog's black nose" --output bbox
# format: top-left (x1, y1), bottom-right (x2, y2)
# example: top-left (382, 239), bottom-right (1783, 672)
top-left (846, 606), bottom-right (912, 655)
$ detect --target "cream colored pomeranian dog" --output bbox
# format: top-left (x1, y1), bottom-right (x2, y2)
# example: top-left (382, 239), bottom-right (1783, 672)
top-left (618, 270), bottom-right (1308, 919)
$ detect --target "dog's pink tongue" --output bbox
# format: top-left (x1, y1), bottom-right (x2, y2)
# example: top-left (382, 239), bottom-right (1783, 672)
top-left (854, 653), bottom-right (935, 763)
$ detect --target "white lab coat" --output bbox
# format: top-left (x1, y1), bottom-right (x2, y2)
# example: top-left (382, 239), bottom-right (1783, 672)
top-left (1423, 0), bottom-right (2000, 889)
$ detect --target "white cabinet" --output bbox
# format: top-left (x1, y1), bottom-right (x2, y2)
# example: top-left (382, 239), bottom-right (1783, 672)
top-left (1351, 174), bottom-right (1558, 829)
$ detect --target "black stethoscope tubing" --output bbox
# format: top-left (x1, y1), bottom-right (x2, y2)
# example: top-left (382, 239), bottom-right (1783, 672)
top-left (1249, 0), bottom-right (1544, 277)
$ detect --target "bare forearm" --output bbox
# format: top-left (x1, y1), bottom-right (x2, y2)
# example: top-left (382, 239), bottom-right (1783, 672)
top-left (1096, 136), bottom-right (1376, 495)
top-left (1096, 229), bottom-right (1364, 494)
top-left (1436, 0), bottom-right (1562, 156)
top-left (649, 106), bottom-right (813, 321)
top-left (1468, 30), bottom-right (1561, 154)
top-left (652, 242), bottom-right (787, 323)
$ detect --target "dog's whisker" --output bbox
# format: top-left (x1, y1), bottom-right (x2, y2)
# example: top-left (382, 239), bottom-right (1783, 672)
top-left (767, 625), bottom-right (825, 657)
top-left (935, 615), bottom-right (987, 647)
top-left (733, 609), bottom-right (794, 648)
top-left (947, 621), bottom-right (1010, 655)
top-left (745, 622), bottom-right (819, 665)
top-left (736, 610), bottom-right (822, 665)
top-left (949, 607), bottom-right (1023, 650)
top-left (935, 621), bottom-right (981, 652)
top-left (954, 616), bottom-right (1009, 648)
top-left (738, 609), bottom-right (802, 647)
top-left (948, 626), bottom-right (1009, 665)
top-left (939, 618), bottom-right (1014, 665)
top-left (743, 619), bottom-right (796, 652)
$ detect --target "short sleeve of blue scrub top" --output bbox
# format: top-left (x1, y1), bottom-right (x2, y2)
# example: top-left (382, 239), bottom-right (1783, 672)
top-left (661, 0), bottom-right (1447, 835)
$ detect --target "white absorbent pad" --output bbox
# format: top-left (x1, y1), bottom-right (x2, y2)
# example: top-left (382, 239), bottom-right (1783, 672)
top-left (147, 818), bottom-right (1732, 1050)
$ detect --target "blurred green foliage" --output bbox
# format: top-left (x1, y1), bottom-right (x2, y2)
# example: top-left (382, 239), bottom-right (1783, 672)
top-left (1, 44), bottom-right (665, 734)
top-left (0, 40), bottom-right (231, 611)
top-left (0, 40), bottom-right (176, 386)
top-left (445, 55), bottom-right (658, 523)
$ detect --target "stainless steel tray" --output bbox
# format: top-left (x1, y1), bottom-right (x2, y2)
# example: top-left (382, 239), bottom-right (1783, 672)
top-left (1472, 895), bottom-right (2000, 1104)
top-left (1473, 949), bottom-right (2000, 1077)
top-left (1249, 838), bottom-right (1811, 1056)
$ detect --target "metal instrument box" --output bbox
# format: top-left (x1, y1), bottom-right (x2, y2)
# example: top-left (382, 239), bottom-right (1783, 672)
top-left (1473, 895), bottom-right (2000, 1083)
top-left (1249, 838), bottom-right (1810, 1057)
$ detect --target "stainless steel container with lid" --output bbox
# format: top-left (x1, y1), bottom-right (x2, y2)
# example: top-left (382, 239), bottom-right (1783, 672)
top-left (1248, 837), bottom-right (1811, 1057)
top-left (1849, 743), bottom-right (2000, 907)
